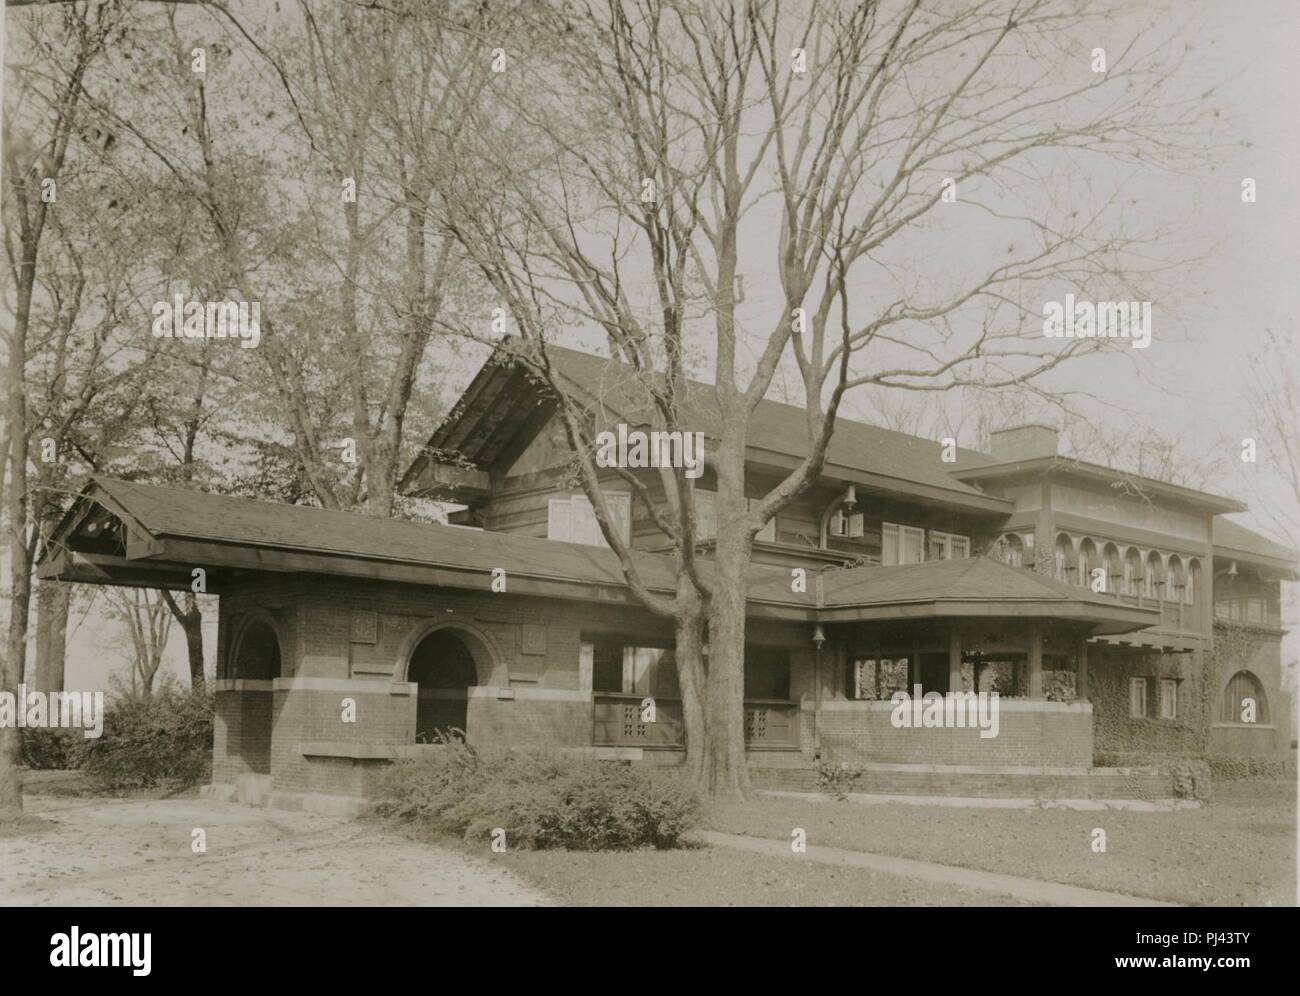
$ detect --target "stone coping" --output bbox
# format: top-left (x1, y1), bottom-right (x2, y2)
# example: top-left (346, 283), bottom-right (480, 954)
top-left (817, 698), bottom-right (1092, 713)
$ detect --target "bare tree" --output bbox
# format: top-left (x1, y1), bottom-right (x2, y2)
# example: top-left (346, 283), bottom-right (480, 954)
top-left (104, 588), bottom-right (173, 700)
top-left (2, 1), bottom-right (122, 815)
top-left (437, 0), bottom-right (1205, 797)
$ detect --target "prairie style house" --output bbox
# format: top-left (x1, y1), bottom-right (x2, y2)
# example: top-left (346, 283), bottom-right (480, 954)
top-left (40, 345), bottom-right (1295, 810)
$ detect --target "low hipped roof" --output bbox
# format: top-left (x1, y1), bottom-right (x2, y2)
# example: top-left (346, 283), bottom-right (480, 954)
top-left (40, 478), bottom-right (1159, 634)
top-left (1212, 517), bottom-right (1298, 574)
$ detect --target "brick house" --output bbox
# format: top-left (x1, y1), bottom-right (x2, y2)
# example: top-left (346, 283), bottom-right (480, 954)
top-left (39, 346), bottom-right (1296, 810)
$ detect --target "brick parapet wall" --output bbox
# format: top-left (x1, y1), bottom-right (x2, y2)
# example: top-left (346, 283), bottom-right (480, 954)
top-left (816, 700), bottom-right (1093, 768)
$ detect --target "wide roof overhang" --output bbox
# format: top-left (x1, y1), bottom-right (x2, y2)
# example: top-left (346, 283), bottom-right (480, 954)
top-left (41, 478), bottom-right (1162, 637)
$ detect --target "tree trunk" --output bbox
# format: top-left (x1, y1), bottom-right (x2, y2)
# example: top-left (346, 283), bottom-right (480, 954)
top-left (180, 602), bottom-right (205, 692)
top-left (32, 581), bottom-right (71, 694)
top-left (162, 591), bottom-right (206, 691)
top-left (671, 579), bottom-right (708, 787)
top-left (702, 444), bottom-right (754, 800)
top-left (1, 229), bottom-right (36, 817)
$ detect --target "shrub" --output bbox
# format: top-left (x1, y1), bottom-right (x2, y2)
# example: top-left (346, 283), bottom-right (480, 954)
top-left (21, 726), bottom-right (82, 770)
top-left (374, 743), bottom-right (699, 850)
top-left (815, 759), bottom-right (864, 800)
top-left (73, 685), bottom-right (214, 792)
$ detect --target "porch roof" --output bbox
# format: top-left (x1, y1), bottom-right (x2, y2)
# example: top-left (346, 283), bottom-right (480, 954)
top-left (39, 478), bottom-right (1159, 635)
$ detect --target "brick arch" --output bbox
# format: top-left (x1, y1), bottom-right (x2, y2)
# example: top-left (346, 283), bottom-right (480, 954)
top-left (398, 621), bottom-right (503, 744)
top-left (395, 620), bottom-right (502, 685)
top-left (228, 610), bottom-right (285, 681)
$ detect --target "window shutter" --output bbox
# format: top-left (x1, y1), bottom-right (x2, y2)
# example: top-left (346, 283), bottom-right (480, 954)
top-left (548, 498), bottom-right (573, 542)
top-left (578, 642), bottom-right (594, 692)
top-left (848, 512), bottom-right (864, 538)
top-left (882, 522), bottom-right (900, 565)
top-left (607, 492), bottom-right (631, 545)
top-left (902, 526), bottom-right (925, 564)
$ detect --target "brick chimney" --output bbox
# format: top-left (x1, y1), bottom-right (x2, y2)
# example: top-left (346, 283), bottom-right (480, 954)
top-left (989, 424), bottom-right (1059, 462)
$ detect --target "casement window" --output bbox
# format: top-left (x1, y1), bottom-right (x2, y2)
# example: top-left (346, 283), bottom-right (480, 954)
top-left (1129, 677), bottom-right (1148, 718)
top-left (692, 492), bottom-right (775, 542)
top-left (847, 657), bottom-right (911, 701)
top-left (829, 507), bottom-right (865, 539)
top-left (1160, 679), bottom-right (1178, 720)
top-left (589, 639), bottom-right (677, 697)
top-left (882, 522), bottom-right (925, 565)
top-left (548, 492), bottom-right (631, 547)
top-left (928, 530), bottom-right (971, 561)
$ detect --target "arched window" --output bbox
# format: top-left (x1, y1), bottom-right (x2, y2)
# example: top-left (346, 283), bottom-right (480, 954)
top-left (1167, 555), bottom-right (1185, 603)
top-left (1078, 538), bottom-right (1099, 589)
top-left (1123, 547), bottom-right (1142, 596)
top-left (233, 620), bottom-right (281, 681)
top-left (1102, 543), bottom-right (1121, 594)
top-left (1145, 551), bottom-right (1163, 599)
top-left (1186, 559), bottom-right (1201, 606)
top-left (1054, 534), bottom-right (1074, 581)
top-left (1220, 670), bottom-right (1269, 724)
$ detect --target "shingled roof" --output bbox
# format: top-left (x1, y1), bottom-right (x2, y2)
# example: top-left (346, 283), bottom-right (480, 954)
top-left (405, 344), bottom-right (1010, 512)
top-left (1212, 516), bottom-right (1297, 572)
top-left (39, 477), bottom-right (1160, 635)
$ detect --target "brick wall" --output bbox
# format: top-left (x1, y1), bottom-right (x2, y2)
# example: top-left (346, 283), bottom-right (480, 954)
top-left (212, 683), bottom-right (273, 783)
top-left (466, 689), bottom-right (592, 749)
top-left (816, 699), bottom-right (1093, 768)
top-left (1090, 645), bottom-right (1203, 760)
top-left (268, 678), bottom-right (417, 797)
top-left (1208, 624), bottom-right (1294, 757)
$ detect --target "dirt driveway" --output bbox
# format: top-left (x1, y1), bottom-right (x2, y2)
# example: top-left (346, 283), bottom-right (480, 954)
top-left (1, 795), bottom-right (550, 907)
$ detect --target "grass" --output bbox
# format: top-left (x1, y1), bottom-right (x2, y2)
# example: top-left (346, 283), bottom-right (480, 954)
top-left (492, 844), bottom-right (1031, 906)
top-left (704, 779), bottom-right (1296, 906)
top-left (375, 777), bottom-right (1293, 906)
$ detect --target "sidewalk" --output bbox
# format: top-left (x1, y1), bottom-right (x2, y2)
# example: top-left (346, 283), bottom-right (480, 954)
top-left (697, 830), bottom-right (1180, 907)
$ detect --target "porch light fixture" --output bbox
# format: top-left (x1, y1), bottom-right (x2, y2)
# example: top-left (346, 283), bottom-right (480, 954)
top-left (1227, 561), bottom-right (1239, 578)
top-left (842, 485), bottom-right (857, 511)
top-left (812, 623), bottom-right (827, 649)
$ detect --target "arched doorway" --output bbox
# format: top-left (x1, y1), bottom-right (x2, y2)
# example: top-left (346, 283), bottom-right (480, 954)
top-left (407, 629), bottom-right (479, 742)
top-left (234, 620), bottom-right (281, 680)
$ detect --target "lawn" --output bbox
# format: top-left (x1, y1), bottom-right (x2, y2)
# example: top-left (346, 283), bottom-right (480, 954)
top-left (494, 844), bottom-right (1031, 906)
top-left (704, 779), bottom-right (1296, 907)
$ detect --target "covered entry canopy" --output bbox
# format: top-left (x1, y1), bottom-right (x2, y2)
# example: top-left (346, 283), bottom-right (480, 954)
top-left (40, 477), bottom-right (1160, 636)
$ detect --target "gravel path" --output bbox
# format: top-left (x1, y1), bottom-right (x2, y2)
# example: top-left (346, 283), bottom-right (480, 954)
top-left (1, 796), bottom-right (550, 907)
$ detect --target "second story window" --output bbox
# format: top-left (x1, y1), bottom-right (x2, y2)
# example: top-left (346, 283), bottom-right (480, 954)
top-left (929, 530), bottom-right (970, 561)
top-left (548, 493), bottom-right (631, 547)
top-left (691, 492), bottom-right (775, 542)
top-left (882, 522), bottom-right (925, 565)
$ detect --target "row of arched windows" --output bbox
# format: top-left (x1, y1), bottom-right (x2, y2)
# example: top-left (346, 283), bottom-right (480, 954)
top-left (1051, 533), bottom-right (1200, 604)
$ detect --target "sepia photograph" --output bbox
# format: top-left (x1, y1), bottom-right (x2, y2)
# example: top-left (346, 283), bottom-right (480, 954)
top-left (0, 0), bottom-right (1296, 947)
